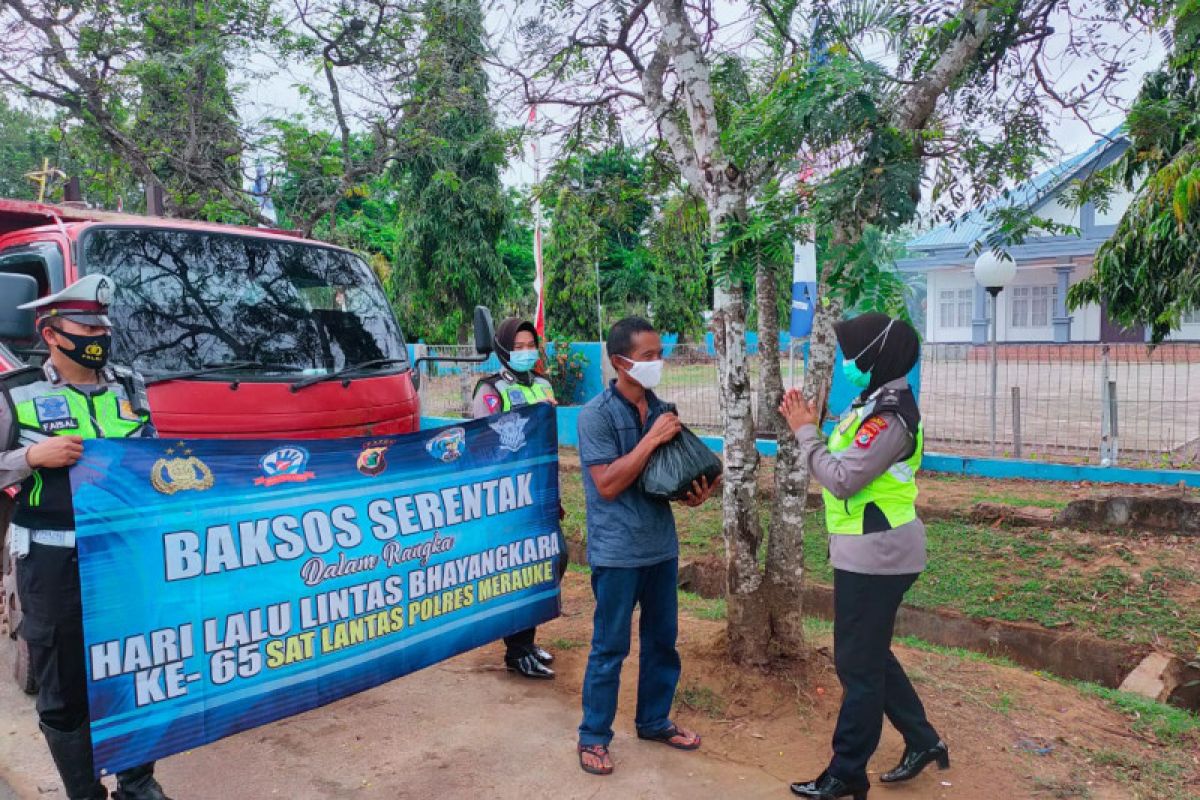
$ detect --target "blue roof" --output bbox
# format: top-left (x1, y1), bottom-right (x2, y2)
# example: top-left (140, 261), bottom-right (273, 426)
top-left (905, 128), bottom-right (1127, 253)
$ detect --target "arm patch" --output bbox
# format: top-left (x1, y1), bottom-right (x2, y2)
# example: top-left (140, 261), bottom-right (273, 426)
top-left (854, 416), bottom-right (889, 449)
top-left (483, 394), bottom-right (501, 413)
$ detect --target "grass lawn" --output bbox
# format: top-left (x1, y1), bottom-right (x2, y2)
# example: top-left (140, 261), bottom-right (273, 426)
top-left (559, 476), bottom-right (1200, 655)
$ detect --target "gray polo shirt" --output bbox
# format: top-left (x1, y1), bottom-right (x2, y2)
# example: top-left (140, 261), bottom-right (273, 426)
top-left (577, 383), bottom-right (678, 568)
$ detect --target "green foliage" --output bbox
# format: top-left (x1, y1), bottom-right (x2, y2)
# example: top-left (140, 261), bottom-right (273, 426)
top-left (0, 98), bottom-right (58, 199)
top-left (1068, 3), bottom-right (1200, 341)
top-left (387, 0), bottom-right (514, 343)
top-left (646, 194), bottom-right (710, 338)
top-left (544, 185), bottom-right (604, 340)
top-left (543, 343), bottom-right (588, 405)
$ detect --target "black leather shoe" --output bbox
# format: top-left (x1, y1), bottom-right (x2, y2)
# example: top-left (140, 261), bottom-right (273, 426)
top-left (789, 771), bottom-right (869, 799)
top-left (113, 762), bottom-right (174, 800)
top-left (505, 651), bottom-right (555, 679)
top-left (530, 644), bottom-right (554, 665)
top-left (880, 741), bottom-right (950, 783)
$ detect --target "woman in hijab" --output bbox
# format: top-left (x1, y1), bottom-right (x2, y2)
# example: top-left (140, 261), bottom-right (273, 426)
top-left (779, 313), bottom-right (948, 800)
top-left (471, 317), bottom-right (558, 679)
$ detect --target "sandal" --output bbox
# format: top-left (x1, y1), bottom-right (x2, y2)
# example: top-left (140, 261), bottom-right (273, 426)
top-left (577, 743), bottom-right (614, 775)
top-left (638, 724), bottom-right (702, 751)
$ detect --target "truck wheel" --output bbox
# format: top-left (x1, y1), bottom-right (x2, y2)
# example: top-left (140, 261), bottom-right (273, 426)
top-left (14, 636), bottom-right (37, 695)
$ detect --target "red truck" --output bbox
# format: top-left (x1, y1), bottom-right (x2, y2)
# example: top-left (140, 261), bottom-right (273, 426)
top-left (0, 198), bottom-right (491, 692)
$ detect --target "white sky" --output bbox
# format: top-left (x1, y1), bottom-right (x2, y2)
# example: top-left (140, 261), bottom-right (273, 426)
top-left (237, 2), bottom-right (1165, 207)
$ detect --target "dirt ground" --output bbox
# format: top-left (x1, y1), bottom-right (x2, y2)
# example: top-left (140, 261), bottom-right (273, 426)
top-left (2, 572), bottom-right (1197, 800)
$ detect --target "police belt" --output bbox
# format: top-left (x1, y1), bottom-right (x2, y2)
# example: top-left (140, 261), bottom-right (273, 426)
top-left (30, 529), bottom-right (77, 548)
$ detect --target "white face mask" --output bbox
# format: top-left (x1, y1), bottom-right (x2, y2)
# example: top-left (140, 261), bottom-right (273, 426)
top-left (618, 355), bottom-right (664, 389)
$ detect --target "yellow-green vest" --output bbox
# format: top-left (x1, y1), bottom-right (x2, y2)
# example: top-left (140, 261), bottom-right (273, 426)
top-left (9, 378), bottom-right (150, 530)
top-left (822, 406), bottom-right (923, 536)
top-left (493, 375), bottom-right (554, 411)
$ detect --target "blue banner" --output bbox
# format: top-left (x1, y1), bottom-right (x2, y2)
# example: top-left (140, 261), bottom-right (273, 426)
top-left (70, 404), bottom-right (563, 776)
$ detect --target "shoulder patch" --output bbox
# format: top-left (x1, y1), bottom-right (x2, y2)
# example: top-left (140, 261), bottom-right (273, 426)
top-left (854, 415), bottom-right (889, 449)
top-left (483, 394), bottom-right (501, 413)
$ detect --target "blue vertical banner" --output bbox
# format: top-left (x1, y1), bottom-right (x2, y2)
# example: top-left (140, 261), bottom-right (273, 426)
top-left (70, 404), bottom-right (563, 776)
top-left (790, 235), bottom-right (818, 338)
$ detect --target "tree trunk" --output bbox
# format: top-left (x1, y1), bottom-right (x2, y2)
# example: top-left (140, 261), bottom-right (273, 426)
top-left (755, 249), bottom-right (806, 659)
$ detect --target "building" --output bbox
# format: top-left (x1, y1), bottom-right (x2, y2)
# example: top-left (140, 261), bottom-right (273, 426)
top-left (897, 131), bottom-right (1200, 344)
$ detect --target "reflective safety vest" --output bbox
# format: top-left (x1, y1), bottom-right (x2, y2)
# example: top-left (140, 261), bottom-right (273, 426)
top-left (490, 373), bottom-right (554, 412)
top-left (822, 406), bottom-right (923, 536)
top-left (5, 369), bottom-right (151, 531)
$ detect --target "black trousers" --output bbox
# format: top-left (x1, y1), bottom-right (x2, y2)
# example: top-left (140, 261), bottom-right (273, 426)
top-left (17, 542), bottom-right (90, 732)
top-left (828, 569), bottom-right (940, 784)
top-left (503, 627), bottom-right (537, 655)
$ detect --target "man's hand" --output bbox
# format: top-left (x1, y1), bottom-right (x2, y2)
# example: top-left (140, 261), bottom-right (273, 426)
top-left (779, 388), bottom-right (820, 433)
top-left (681, 475), bottom-right (721, 507)
top-left (26, 436), bottom-right (84, 469)
top-left (648, 412), bottom-right (682, 447)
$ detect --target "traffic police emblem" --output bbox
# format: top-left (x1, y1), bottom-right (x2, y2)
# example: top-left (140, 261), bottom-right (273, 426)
top-left (489, 413), bottom-right (529, 454)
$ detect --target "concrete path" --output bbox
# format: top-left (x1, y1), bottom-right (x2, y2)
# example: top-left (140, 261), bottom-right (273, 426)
top-left (0, 642), bottom-right (788, 800)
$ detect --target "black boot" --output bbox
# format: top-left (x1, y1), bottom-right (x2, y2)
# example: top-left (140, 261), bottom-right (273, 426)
top-left (113, 763), bottom-right (173, 800)
top-left (530, 644), bottom-right (554, 665)
top-left (505, 650), bottom-right (555, 679)
top-left (40, 722), bottom-right (108, 800)
top-left (880, 740), bottom-right (949, 783)
top-left (790, 771), bottom-right (869, 800)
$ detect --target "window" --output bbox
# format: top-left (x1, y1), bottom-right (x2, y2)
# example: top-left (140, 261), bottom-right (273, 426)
top-left (80, 227), bottom-right (407, 377)
top-left (1183, 308), bottom-right (1200, 325)
top-left (1010, 285), bottom-right (1058, 328)
top-left (938, 288), bottom-right (974, 329)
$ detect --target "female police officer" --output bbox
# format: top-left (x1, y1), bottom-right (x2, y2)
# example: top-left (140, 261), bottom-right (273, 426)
top-left (780, 313), bottom-right (948, 800)
top-left (471, 317), bottom-right (559, 679)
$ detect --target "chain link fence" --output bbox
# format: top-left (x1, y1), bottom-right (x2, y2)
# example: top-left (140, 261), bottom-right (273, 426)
top-left (417, 340), bottom-right (1200, 469)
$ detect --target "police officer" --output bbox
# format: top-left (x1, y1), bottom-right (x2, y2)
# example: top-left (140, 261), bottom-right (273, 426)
top-left (0, 275), bottom-right (173, 800)
top-left (780, 313), bottom-right (948, 800)
top-left (471, 317), bottom-right (558, 679)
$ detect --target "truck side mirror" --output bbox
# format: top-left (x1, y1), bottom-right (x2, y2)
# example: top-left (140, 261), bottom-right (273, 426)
top-left (473, 306), bottom-right (495, 356)
top-left (0, 274), bottom-right (38, 340)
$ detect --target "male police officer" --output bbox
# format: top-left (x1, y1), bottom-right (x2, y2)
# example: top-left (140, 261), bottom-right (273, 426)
top-left (0, 275), bottom-right (173, 800)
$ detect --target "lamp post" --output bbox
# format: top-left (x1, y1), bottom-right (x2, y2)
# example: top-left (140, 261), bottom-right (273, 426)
top-left (974, 251), bottom-right (1017, 456)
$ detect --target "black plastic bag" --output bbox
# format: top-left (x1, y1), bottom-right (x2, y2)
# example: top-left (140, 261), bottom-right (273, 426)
top-left (640, 414), bottom-right (723, 501)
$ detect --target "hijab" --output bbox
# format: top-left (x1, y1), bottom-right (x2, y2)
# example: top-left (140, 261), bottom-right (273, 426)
top-left (834, 312), bottom-right (920, 397)
top-left (493, 317), bottom-right (542, 384)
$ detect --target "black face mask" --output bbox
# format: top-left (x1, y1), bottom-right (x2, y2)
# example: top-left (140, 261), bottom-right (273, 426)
top-left (54, 329), bottom-right (111, 370)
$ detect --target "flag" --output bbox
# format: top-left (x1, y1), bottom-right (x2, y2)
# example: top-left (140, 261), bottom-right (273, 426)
top-left (530, 106), bottom-right (546, 336)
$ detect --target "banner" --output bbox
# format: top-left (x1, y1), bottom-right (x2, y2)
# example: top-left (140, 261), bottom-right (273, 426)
top-left (70, 404), bottom-right (563, 776)
top-left (790, 235), bottom-right (818, 339)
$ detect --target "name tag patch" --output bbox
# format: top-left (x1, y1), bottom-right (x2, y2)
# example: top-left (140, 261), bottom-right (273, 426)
top-left (34, 396), bottom-right (77, 432)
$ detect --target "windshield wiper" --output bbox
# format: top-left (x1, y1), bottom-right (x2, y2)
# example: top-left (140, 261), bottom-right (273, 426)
top-left (290, 358), bottom-right (408, 392)
top-left (145, 361), bottom-right (304, 386)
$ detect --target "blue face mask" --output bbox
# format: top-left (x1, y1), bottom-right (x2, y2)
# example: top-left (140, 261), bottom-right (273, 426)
top-left (841, 358), bottom-right (872, 388)
top-left (509, 350), bottom-right (540, 373)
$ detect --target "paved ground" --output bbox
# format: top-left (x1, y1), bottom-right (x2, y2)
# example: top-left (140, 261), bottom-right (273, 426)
top-left (0, 639), bottom-right (786, 800)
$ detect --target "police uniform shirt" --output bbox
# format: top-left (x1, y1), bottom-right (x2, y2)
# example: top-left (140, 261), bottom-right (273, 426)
top-left (0, 370), bottom-right (105, 492)
top-left (794, 377), bottom-right (927, 576)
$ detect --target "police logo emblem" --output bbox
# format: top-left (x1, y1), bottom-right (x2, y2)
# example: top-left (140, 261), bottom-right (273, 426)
top-left (151, 444), bottom-right (215, 495)
top-left (95, 277), bottom-right (113, 305)
top-left (426, 428), bottom-right (467, 463)
top-left (489, 413), bottom-right (529, 454)
top-left (256, 446), bottom-right (316, 486)
top-left (358, 439), bottom-right (393, 476)
top-left (33, 395), bottom-right (76, 432)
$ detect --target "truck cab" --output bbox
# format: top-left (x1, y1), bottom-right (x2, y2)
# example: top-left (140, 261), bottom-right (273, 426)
top-left (0, 199), bottom-right (474, 438)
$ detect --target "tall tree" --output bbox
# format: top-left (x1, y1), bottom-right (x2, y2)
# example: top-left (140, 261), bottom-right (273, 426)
top-left (1068, 2), bottom-right (1197, 342)
top-left (502, 0), bottom-right (1153, 664)
top-left (0, 97), bottom-right (57, 199)
top-left (387, 0), bottom-right (514, 344)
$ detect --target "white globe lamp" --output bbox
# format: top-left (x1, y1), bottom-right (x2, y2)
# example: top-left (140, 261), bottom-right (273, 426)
top-left (973, 250), bottom-right (1016, 458)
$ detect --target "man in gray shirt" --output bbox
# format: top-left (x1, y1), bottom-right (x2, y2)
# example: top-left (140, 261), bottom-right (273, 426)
top-left (574, 317), bottom-right (718, 776)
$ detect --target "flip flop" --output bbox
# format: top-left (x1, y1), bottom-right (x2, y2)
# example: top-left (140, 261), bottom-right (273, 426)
top-left (638, 724), bottom-right (702, 750)
top-left (577, 743), bottom-right (614, 775)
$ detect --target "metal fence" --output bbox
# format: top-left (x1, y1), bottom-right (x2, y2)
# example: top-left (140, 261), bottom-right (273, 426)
top-left (416, 340), bottom-right (1200, 469)
top-left (414, 344), bottom-right (503, 418)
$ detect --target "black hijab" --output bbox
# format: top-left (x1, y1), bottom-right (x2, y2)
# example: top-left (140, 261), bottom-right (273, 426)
top-left (493, 317), bottom-right (541, 383)
top-left (834, 312), bottom-right (920, 397)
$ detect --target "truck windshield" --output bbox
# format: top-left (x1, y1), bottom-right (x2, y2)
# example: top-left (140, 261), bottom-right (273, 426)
top-left (80, 227), bottom-right (407, 378)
